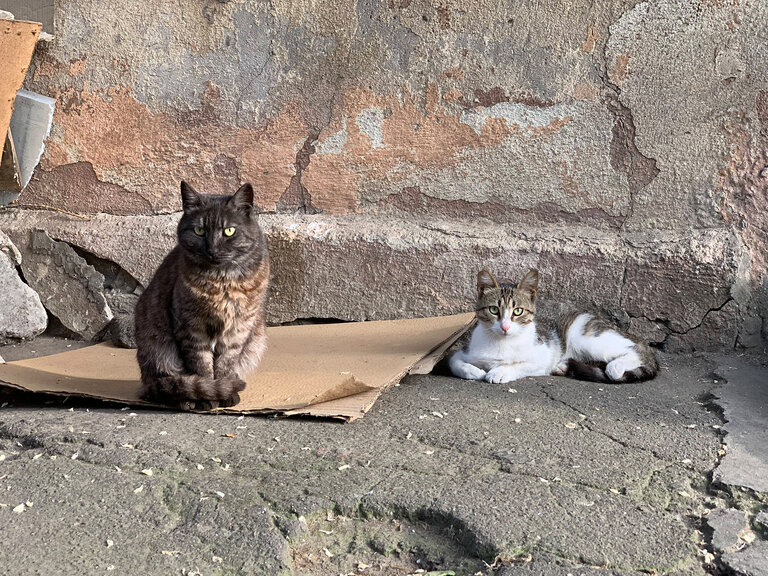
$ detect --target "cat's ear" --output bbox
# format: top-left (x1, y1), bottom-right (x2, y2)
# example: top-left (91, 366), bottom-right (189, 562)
top-left (228, 183), bottom-right (254, 212)
top-left (517, 269), bottom-right (539, 299)
top-left (180, 181), bottom-right (201, 212)
top-left (477, 269), bottom-right (499, 295)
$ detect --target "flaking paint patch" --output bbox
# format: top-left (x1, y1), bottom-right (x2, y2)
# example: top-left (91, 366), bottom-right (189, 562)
top-left (356, 108), bottom-right (386, 149)
top-left (581, 24), bottom-right (600, 54)
top-left (68, 58), bottom-right (86, 76)
top-left (443, 89), bottom-right (463, 103)
top-left (573, 82), bottom-right (597, 101)
top-left (315, 119), bottom-right (348, 155)
top-left (460, 102), bottom-right (575, 135)
top-left (302, 86), bottom-right (519, 213)
top-left (41, 84), bottom-right (308, 213)
top-left (609, 52), bottom-right (631, 85)
top-left (32, 56), bottom-right (64, 80)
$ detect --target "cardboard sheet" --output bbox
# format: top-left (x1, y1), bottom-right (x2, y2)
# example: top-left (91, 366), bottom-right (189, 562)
top-left (0, 314), bottom-right (473, 421)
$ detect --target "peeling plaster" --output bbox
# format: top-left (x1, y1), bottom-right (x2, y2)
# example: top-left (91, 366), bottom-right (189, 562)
top-left (355, 108), bottom-right (385, 149)
top-left (459, 102), bottom-right (576, 135)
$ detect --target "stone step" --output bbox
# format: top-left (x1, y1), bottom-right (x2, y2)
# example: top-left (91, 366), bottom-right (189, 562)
top-left (0, 209), bottom-right (749, 350)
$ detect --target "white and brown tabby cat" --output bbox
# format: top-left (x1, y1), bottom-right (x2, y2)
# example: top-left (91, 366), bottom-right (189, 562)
top-left (449, 268), bottom-right (658, 384)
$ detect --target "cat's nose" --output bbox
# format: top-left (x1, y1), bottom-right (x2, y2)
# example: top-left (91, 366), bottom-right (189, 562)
top-left (501, 320), bottom-right (512, 333)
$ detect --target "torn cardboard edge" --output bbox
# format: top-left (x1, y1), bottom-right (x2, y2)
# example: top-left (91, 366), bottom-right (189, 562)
top-left (0, 313), bottom-right (473, 421)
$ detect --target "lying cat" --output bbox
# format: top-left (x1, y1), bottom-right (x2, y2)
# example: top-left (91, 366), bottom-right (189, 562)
top-left (134, 181), bottom-right (270, 410)
top-left (449, 268), bottom-right (658, 384)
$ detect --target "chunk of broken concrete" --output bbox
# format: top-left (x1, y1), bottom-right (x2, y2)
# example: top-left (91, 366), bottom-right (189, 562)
top-left (707, 507), bottom-right (748, 553)
top-left (722, 541), bottom-right (768, 576)
top-left (755, 510), bottom-right (768, 531)
top-left (0, 250), bottom-right (47, 343)
top-left (0, 227), bottom-right (20, 265)
top-left (94, 314), bottom-right (136, 349)
top-left (17, 230), bottom-right (112, 339)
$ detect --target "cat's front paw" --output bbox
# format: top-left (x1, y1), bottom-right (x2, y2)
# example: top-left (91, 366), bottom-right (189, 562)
top-left (219, 376), bottom-right (247, 393)
top-left (453, 363), bottom-right (487, 381)
top-left (485, 366), bottom-right (519, 384)
top-left (177, 399), bottom-right (219, 411)
top-left (218, 391), bottom-right (241, 408)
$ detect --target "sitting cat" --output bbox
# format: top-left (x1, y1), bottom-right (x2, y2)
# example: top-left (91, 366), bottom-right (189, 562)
top-left (134, 181), bottom-right (270, 410)
top-left (449, 268), bottom-right (658, 384)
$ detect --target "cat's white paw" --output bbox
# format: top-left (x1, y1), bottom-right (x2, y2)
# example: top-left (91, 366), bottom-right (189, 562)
top-left (605, 359), bottom-right (627, 381)
top-left (455, 363), bottom-right (487, 381)
top-left (552, 361), bottom-right (568, 376)
top-left (485, 366), bottom-right (519, 384)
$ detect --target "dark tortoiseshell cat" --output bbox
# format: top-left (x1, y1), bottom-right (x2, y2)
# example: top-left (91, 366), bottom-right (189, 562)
top-left (450, 268), bottom-right (658, 384)
top-left (135, 181), bottom-right (269, 410)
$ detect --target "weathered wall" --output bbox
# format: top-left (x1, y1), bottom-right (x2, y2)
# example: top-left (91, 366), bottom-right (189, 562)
top-left (2, 0), bottom-right (767, 349)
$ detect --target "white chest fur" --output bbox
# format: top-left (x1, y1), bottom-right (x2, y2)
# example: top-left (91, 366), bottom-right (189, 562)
top-left (464, 323), bottom-right (557, 371)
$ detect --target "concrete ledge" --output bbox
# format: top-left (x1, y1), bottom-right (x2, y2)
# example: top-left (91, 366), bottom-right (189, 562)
top-left (0, 209), bottom-right (746, 349)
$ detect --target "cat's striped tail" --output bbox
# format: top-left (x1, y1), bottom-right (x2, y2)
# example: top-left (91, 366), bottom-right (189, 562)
top-left (566, 359), bottom-right (657, 383)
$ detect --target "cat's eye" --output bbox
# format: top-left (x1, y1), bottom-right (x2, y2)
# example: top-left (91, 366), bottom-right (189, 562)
top-left (193, 226), bottom-right (205, 236)
top-left (488, 306), bottom-right (500, 315)
top-left (223, 227), bottom-right (236, 237)
top-left (513, 307), bottom-right (524, 316)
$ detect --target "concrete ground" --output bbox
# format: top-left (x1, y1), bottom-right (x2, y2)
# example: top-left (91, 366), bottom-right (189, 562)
top-left (0, 341), bottom-right (767, 576)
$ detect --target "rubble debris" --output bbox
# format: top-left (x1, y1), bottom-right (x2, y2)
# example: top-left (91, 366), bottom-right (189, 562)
top-left (707, 508), bottom-right (748, 553)
top-left (0, 243), bottom-right (47, 343)
top-left (15, 230), bottom-right (112, 339)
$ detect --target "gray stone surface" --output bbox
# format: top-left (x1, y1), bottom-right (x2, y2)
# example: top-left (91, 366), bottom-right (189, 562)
top-left (723, 542), bottom-right (768, 576)
top-left (757, 511), bottom-right (768, 531)
top-left (0, 210), bottom-right (741, 351)
top-left (11, 230), bottom-right (112, 340)
top-left (0, 251), bottom-right (47, 343)
top-left (714, 358), bottom-right (768, 494)
top-left (707, 508), bottom-right (748, 554)
top-left (0, 228), bottom-right (21, 265)
top-left (0, 348), bottom-right (742, 575)
top-left (96, 314), bottom-right (136, 349)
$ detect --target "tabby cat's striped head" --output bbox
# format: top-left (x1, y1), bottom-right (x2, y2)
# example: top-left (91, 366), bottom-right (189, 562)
top-left (177, 181), bottom-right (264, 272)
top-left (475, 269), bottom-right (539, 336)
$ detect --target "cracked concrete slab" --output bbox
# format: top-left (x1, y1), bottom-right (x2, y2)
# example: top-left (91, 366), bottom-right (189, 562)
top-left (713, 357), bottom-right (768, 494)
top-left (0, 345), bottom-right (745, 575)
top-left (723, 541), bottom-right (768, 576)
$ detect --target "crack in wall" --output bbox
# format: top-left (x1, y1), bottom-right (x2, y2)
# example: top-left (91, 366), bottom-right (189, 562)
top-left (276, 130), bottom-right (322, 214)
top-left (656, 297), bottom-right (735, 349)
top-left (596, 13), bottom-right (660, 230)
